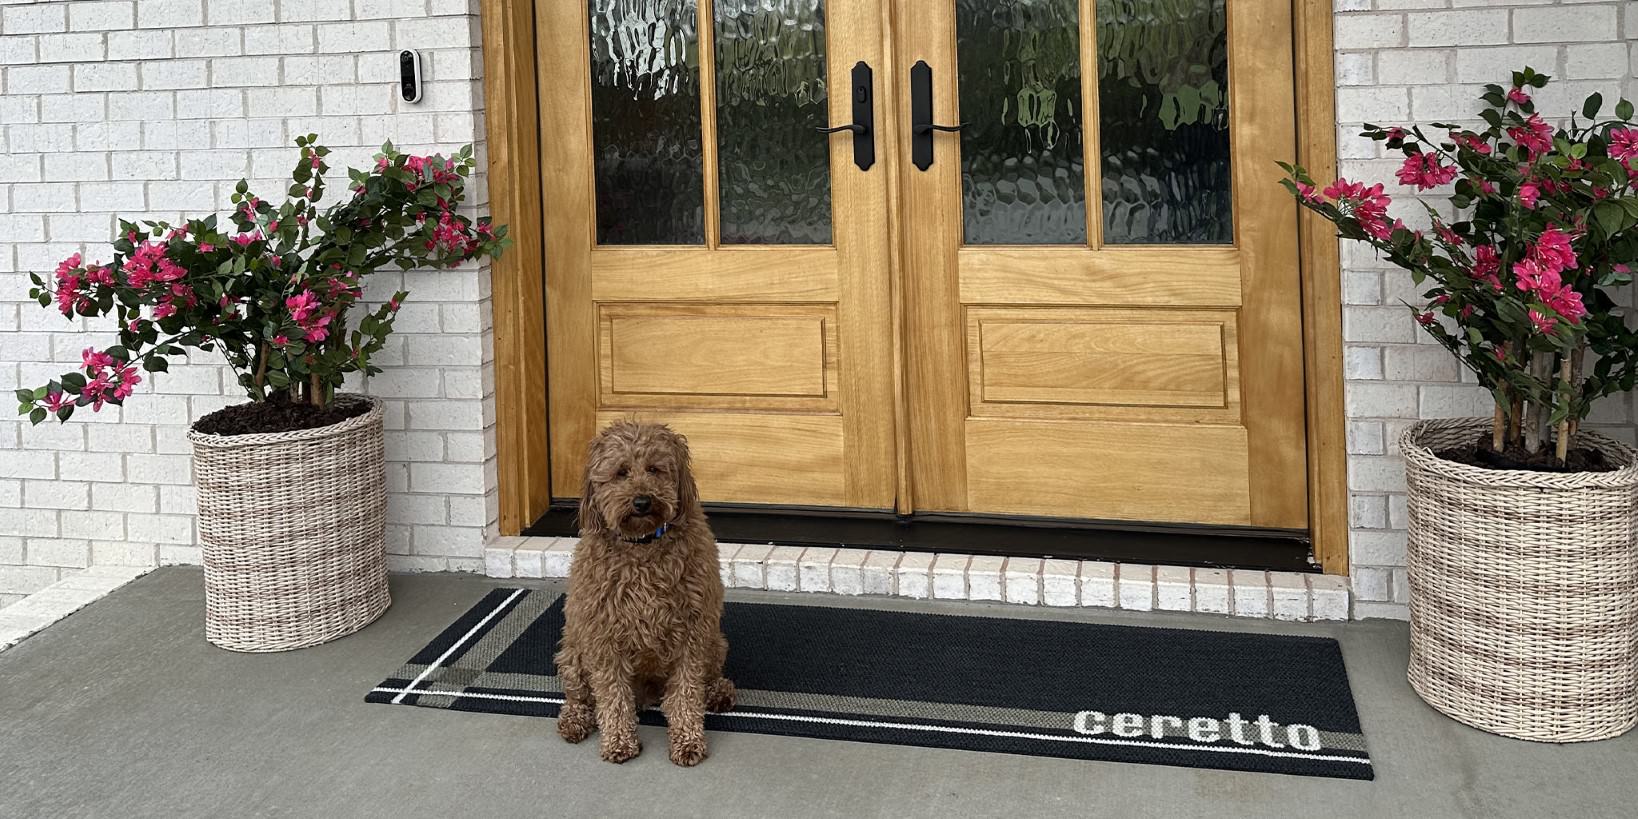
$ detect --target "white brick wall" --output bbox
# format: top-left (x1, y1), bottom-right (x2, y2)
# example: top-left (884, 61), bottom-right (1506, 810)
top-left (0, 0), bottom-right (497, 599)
top-left (4, 1), bottom-right (1635, 621)
top-left (1336, 0), bottom-right (1638, 619)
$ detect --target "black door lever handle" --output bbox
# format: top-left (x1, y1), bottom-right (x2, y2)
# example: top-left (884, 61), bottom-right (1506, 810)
top-left (816, 62), bottom-right (874, 171)
top-left (910, 60), bottom-right (962, 170)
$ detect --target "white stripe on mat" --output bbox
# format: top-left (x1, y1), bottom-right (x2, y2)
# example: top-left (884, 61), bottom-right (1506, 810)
top-left (368, 686), bottom-right (1370, 766)
top-left (390, 588), bottom-right (525, 705)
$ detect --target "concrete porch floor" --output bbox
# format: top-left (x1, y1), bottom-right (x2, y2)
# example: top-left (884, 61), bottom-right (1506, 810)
top-left (1, 568), bottom-right (1633, 818)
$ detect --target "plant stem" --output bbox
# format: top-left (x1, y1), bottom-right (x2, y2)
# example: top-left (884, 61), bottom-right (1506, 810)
top-left (1492, 396), bottom-right (1506, 452)
top-left (252, 343), bottom-right (269, 394)
top-left (310, 372), bottom-right (322, 408)
top-left (1555, 355), bottom-right (1572, 464)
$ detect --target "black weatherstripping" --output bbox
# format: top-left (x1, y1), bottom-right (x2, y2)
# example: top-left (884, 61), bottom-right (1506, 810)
top-left (524, 503), bottom-right (1315, 572)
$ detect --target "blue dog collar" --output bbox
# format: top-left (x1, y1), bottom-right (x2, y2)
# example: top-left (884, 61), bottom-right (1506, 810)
top-left (620, 521), bottom-right (670, 544)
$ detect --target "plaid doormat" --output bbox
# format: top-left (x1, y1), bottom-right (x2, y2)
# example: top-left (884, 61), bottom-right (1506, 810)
top-left (367, 588), bottom-right (1374, 779)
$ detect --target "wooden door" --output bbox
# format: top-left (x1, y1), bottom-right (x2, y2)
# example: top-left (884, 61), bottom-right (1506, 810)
top-left (898, 0), bottom-right (1309, 529)
top-left (538, 0), bottom-right (898, 508)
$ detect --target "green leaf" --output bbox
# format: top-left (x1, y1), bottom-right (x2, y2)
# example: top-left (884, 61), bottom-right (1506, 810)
top-left (14, 389), bottom-right (33, 403)
top-left (1619, 99), bottom-right (1635, 122)
top-left (1595, 201), bottom-right (1627, 236)
top-left (1583, 93), bottom-right (1603, 119)
top-left (61, 372), bottom-right (86, 391)
top-left (143, 357), bottom-right (169, 373)
top-left (29, 408), bottom-right (47, 425)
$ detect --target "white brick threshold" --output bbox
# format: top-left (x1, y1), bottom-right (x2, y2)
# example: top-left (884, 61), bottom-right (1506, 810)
top-left (483, 537), bottom-right (1351, 622)
top-left (0, 566), bottom-right (154, 652)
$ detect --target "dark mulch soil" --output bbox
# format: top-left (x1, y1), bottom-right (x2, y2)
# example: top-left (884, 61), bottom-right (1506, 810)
top-left (192, 397), bottom-right (371, 436)
top-left (1435, 433), bottom-right (1616, 473)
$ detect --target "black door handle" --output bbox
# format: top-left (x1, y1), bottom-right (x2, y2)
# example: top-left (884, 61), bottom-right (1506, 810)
top-left (815, 61), bottom-right (874, 171)
top-left (910, 60), bottom-right (965, 171)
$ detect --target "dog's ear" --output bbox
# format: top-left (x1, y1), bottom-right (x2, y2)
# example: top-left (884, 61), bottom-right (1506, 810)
top-left (577, 434), bottom-right (606, 538)
top-left (670, 428), bottom-right (700, 514)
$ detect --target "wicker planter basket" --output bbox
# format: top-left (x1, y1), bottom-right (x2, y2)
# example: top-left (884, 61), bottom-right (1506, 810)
top-left (1402, 418), bottom-right (1638, 742)
top-left (189, 394), bottom-right (390, 652)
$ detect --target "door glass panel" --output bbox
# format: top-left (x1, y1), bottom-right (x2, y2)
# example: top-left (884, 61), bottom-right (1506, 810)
top-left (1097, 0), bottom-right (1231, 244)
top-left (715, 0), bottom-right (832, 244)
top-left (589, 0), bottom-right (705, 245)
top-left (956, 0), bottom-right (1087, 246)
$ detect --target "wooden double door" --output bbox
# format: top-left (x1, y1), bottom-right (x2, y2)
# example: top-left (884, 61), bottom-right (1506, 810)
top-left (540, 0), bottom-right (1309, 531)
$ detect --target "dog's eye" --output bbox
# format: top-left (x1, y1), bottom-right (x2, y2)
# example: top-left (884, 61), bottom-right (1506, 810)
top-left (615, 466), bottom-right (629, 478)
top-left (646, 465), bottom-right (662, 475)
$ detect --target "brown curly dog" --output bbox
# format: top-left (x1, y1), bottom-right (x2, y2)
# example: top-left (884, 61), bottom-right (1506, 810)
top-left (554, 421), bottom-right (736, 766)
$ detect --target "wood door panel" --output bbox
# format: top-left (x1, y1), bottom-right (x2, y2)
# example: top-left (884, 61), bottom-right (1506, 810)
top-left (958, 248), bottom-right (1242, 307)
top-left (963, 419), bottom-right (1252, 525)
top-left (595, 411), bottom-right (847, 506)
top-left (969, 307), bottom-right (1234, 414)
top-left (590, 247), bottom-right (840, 302)
top-left (598, 304), bottom-right (839, 412)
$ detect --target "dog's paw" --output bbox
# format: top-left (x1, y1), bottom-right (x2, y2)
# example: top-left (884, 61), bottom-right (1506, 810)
top-left (668, 733), bottom-right (709, 767)
top-left (599, 733), bottom-right (642, 764)
top-left (706, 677), bottom-right (736, 713)
top-left (557, 706), bottom-right (595, 744)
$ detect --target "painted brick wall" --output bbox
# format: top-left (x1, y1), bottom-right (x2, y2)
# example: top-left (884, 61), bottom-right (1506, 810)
top-left (1335, 0), bottom-right (1638, 619)
top-left (0, 0), bottom-right (497, 608)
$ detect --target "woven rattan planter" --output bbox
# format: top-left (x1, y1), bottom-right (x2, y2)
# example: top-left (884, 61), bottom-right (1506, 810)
top-left (189, 395), bottom-right (390, 652)
top-left (1403, 418), bottom-right (1638, 742)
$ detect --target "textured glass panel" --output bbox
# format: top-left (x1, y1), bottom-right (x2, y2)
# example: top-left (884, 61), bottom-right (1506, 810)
top-left (1097, 0), bottom-right (1232, 244)
top-left (589, 0), bottom-right (705, 244)
top-left (715, 0), bottom-right (832, 244)
top-left (956, 0), bottom-right (1086, 245)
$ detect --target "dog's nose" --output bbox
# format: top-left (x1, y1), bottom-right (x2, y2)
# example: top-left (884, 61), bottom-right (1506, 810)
top-left (632, 494), bottom-right (653, 514)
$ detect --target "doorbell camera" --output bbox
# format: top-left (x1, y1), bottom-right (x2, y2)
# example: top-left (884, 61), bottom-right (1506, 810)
top-left (399, 49), bottom-right (423, 103)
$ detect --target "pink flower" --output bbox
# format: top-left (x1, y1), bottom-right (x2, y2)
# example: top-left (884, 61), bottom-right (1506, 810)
top-left (310, 155), bottom-right (322, 169)
top-left (1532, 227), bottom-right (1577, 274)
top-left (1453, 132), bottom-right (1492, 156)
top-left (1546, 286), bottom-right (1587, 323)
top-left (43, 391), bottom-right (69, 413)
top-left (1609, 128), bottom-right (1638, 163)
top-left (1416, 311), bottom-right (1436, 327)
top-left (274, 334), bottom-right (290, 347)
top-left (1507, 114), bottom-right (1554, 158)
top-left (1528, 308), bottom-right (1557, 334)
top-left (231, 232), bottom-right (260, 247)
top-left (1476, 179), bottom-right (1497, 195)
top-left (1396, 152), bottom-right (1458, 190)
top-left (1518, 182), bottom-right (1539, 209)
top-left (112, 365), bottom-right (141, 400)
top-left (285, 290), bottom-right (320, 323)
top-left (1507, 87), bottom-right (1531, 106)
top-left (198, 243), bottom-right (215, 253)
top-left (1513, 258), bottom-right (1562, 295)
top-left (1434, 221), bottom-right (1462, 246)
top-left (1472, 244), bottom-right (1502, 291)
top-left (81, 348), bottom-right (114, 371)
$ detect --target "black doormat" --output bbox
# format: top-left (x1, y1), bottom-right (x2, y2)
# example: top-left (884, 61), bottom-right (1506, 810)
top-left (367, 589), bottom-right (1373, 780)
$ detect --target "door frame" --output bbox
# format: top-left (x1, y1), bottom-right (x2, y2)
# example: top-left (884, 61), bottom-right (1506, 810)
top-left (478, 0), bottom-right (1349, 574)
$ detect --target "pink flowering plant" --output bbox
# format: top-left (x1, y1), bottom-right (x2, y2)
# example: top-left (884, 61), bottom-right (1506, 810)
top-left (1281, 68), bottom-right (1638, 466)
top-left (18, 136), bottom-right (508, 424)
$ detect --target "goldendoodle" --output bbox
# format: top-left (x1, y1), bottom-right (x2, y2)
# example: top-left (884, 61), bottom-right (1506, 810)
top-left (554, 420), bottom-right (736, 765)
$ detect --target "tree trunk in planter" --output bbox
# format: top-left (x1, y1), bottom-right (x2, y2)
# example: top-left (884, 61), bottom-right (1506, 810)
top-left (189, 394), bottom-right (390, 652)
top-left (1402, 418), bottom-right (1638, 742)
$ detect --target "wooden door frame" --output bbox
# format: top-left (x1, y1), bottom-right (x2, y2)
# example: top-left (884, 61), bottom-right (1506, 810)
top-left (480, 0), bottom-right (1349, 575)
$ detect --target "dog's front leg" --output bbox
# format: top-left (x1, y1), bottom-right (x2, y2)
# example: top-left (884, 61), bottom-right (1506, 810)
top-left (590, 667), bottom-right (642, 763)
top-left (661, 657), bottom-right (711, 767)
